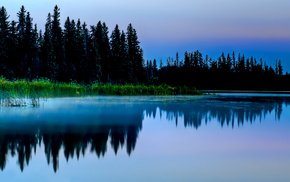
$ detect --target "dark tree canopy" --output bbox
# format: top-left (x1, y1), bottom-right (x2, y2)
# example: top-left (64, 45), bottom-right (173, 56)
top-left (0, 5), bottom-right (289, 90)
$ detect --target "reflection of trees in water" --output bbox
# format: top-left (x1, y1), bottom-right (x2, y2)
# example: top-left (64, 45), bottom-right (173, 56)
top-left (0, 96), bottom-right (289, 172)
top-left (0, 134), bottom-right (38, 171)
top-left (146, 97), bottom-right (289, 129)
top-left (0, 124), bottom-right (141, 172)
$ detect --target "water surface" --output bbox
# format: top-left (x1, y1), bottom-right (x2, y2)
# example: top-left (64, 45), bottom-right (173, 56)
top-left (0, 94), bottom-right (289, 182)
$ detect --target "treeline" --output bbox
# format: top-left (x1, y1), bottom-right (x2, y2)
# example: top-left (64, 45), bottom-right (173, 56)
top-left (146, 51), bottom-right (289, 90)
top-left (0, 5), bottom-right (143, 83)
top-left (1, 5), bottom-right (289, 89)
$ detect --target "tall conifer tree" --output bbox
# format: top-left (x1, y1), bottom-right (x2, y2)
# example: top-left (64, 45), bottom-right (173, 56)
top-left (110, 24), bottom-right (122, 81)
top-left (16, 6), bottom-right (27, 78)
top-left (0, 6), bottom-right (10, 77)
top-left (51, 5), bottom-right (64, 81)
top-left (41, 13), bottom-right (54, 79)
top-left (126, 23), bottom-right (143, 82)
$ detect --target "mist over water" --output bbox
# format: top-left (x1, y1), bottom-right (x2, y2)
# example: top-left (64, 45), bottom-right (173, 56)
top-left (0, 95), bottom-right (289, 181)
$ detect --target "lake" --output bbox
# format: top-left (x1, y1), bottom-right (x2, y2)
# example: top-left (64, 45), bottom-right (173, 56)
top-left (0, 94), bottom-right (290, 182)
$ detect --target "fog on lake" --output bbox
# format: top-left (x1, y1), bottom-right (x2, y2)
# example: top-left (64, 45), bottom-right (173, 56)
top-left (0, 95), bottom-right (289, 182)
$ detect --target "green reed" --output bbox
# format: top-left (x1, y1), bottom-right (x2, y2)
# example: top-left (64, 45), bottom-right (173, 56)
top-left (91, 83), bottom-right (201, 95)
top-left (0, 77), bottom-right (201, 106)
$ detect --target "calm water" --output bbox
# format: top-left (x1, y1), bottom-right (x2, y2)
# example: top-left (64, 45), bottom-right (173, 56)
top-left (0, 94), bottom-right (290, 182)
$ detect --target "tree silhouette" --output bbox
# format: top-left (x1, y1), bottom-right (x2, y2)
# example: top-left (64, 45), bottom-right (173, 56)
top-left (0, 5), bottom-right (289, 89)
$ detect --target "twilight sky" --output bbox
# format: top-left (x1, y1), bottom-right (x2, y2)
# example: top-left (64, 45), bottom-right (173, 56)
top-left (2, 0), bottom-right (290, 71)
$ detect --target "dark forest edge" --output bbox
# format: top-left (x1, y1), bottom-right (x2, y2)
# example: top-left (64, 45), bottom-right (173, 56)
top-left (0, 5), bottom-right (289, 92)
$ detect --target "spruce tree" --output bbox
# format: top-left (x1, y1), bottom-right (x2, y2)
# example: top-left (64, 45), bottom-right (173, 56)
top-left (16, 6), bottom-right (27, 78)
top-left (91, 21), bottom-right (110, 81)
top-left (226, 53), bottom-right (232, 71)
top-left (80, 22), bottom-right (93, 83)
top-left (246, 58), bottom-right (250, 72)
top-left (64, 17), bottom-right (76, 81)
top-left (7, 20), bottom-right (18, 78)
top-left (237, 54), bottom-right (245, 73)
top-left (278, 60), bottom-right (283, 76)
top-left (184, 51), bottom-right (190, 68)
top-left (126, 23), bottom-right (143, 82)
top-left (149, 60), bottom-right (153, 79)
top-left (23, 12), bottom-right (34, 78)
top-left (0, 6), bottom-right (10, 77)
top-left (120, 30), bottom-right (131, 82)
top-left (110, 24), bottom-right (122, 81)
top-left (51, 5), bottom-right (64, 81)
top-left (41, 13), bottom-right (54, 79)
top-left (153, 59), bottom-right (157, 77)
top-left (88, 23), bottom-right (102, 82)
top-left (175, 52), bottom-right (179, 67)
top-left (72, 19), bottom-right (86, 82)
top-left (275, 60), bottom-right (278, 75)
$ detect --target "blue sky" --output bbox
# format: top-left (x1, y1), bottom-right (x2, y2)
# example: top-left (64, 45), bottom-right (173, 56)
top-left (2, 0), bottom-right (290, 71)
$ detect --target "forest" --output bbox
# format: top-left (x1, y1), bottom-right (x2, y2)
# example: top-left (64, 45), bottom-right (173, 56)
top-left (0, 5), bottom-right (289, 90)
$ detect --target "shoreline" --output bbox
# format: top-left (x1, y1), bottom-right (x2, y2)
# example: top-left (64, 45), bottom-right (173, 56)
top-left (200, 90), bottom-right (290, 94)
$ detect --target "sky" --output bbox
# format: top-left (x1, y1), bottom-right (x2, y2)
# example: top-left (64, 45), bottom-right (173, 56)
top-left (2, 0), bottom-right (290, 71)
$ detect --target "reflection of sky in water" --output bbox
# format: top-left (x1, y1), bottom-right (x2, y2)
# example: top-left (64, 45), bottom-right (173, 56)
top-left (141, 106), bottom-right (290, 182)
top-left (0, 95), bottom-right (289, 182)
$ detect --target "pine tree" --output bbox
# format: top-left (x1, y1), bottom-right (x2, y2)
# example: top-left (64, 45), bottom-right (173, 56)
top-left (64, 17), bottom-right (75, 81)
top-left (275, 60), bottom-right (278, 75)
top-left (16, 5), bottom-right (27, 78)
top-left (145, 60), bottom-right (149, 79)
top-left (264, 61), bottom-right (269, 73)
top-left (153, 59), bottom-right (157, 77)
top-left (110, 24), bottom-right (122, 81)
top-left (82, 21), bottom-right (100, 83)
top-left (91, 21), bottom-right (110, 81)
top-left (148, 60), bottom-right (153, 79)
top-left (126, 23), bottom-right (143, 82)
top-left (75, 19), bottom-right (86, 82)
top-left (51, 5), bottom-right (64, 81)
top-left (204, 55), bottom-right (209, 70)
top-left (237, 54), bottom-right (245, 72)
top-left (41, 13), bottom-right (54, 79)
top-left (193, 50), bottom-right (202, 69)
top-left (219, 52), bottom-right (226, 71)
top-left (250, 56), bottom-right (254, 72)
top-left (0, 6), bottom-right (10, 77)
top-left (16, 6), bottom-right (26, 42)
top-left (246, 58), bottom-right (250, 72)
top-left (30, 24), bottom-right (41, 78)
top-left (119, 30), bottom-right (130, 82)
top-left (88, 23), bottom-right (102, 82)
top-left (175, 52), bottom-right (179, 67)
top-left (226, 53), bottom-right (232, 71)
top-left (184, 51), bottom-right (190, 68)
top-left (63, 17), bottom-right (86, 81)
top-left (278, 60), bottom-right (283, 76)
top-left (7, 20), bottom-right (18, 78)
top-left (23, 12), bottom-right (34, 78)
top-left (232, 51), bottom-right (237, 72)
top-left (82, 22), bottom-right (89, 56)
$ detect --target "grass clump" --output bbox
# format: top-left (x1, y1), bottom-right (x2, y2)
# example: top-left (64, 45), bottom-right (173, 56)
top-left (0, 78), bottom-right (87, 98)
top-left (0, 77), bottom-right (201, 106)
top-left (91, 83), bottom-right (201, 95)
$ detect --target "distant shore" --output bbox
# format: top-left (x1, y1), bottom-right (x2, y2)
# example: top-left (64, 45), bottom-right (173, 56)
top-left (200, 90), bottom-right (290, 94)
